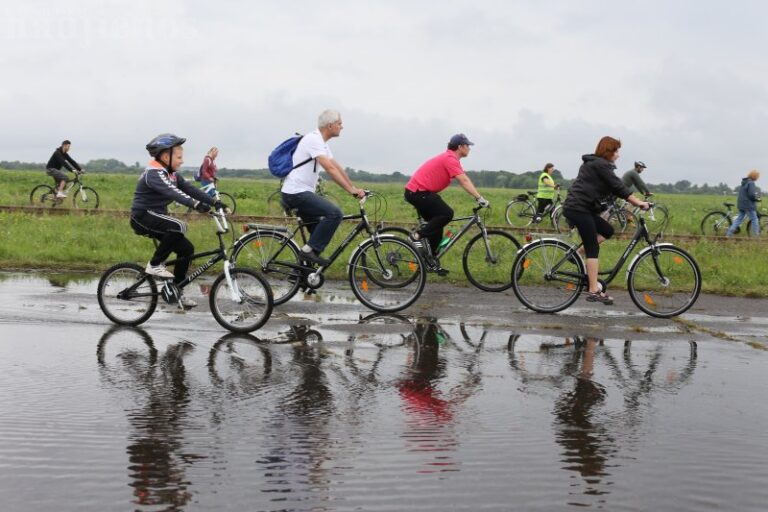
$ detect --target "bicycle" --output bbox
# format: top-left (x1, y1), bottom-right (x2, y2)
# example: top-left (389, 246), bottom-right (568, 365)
top-left (377, 205), bottom-right (521, 292)
top-left (700, 202), bottom-right (765, 236)
top-left (169, 182), bottom-right (237, 215)
top-left (29, 171), bottom-right (99, 209)
top-left (230, 191), bottom-right (426, 313)
top-left (511, 206), bottom-right (701, 318)
top-left (97, 208), bottom-right (274, 333)
top-left (603, 195), bottom-right (669, 235)
top-left (266, 175), bottom-right (341, 216)
top-left (505, 187), bottom-right (565, 232)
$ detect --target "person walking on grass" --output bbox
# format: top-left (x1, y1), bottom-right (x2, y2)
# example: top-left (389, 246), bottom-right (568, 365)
top-left (726, 170), bottom-right (761, 237)
top-left (46, 140), bottom-right (84, 198)
top-left (562, 136), bottom-right (650, 306)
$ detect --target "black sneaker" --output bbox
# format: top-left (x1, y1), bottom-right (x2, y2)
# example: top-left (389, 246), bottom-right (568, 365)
top-left (301, 249), bottom-right (330, 267)
top-left (428, 264), bottom-right (450, 277)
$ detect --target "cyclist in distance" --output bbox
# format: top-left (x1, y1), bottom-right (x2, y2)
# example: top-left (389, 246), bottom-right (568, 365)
top-left (199, 146), bottom-right (219, 197)
top-left (535, 163), bottom-right (560, 220)
top-left (622, 161), bottom-right (652, 197)
top-left (130, 134), bottom-right (223, 308)
top-left (404, 133), bottom-right (490, 274)
top-left (280, 109), bottom-right (366, 266)
top-left (562, 136), bottom-right (650, 305)
top-left (46, 139), bottom-right (84, 198)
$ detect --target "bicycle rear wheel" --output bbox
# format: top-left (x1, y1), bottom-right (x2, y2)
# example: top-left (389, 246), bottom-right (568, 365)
top-left (97, 262), bottom-right (158, 326)
top-left (231, 230), bottom-right (303, 305)
top-left (511, 239), bottom-right (585, 313)
top-left (209, 268), bottom-right (273, 333)
top-left (505, 200), bottom-right (535, 227)
top-left (462, 229), bottom-right (521, 292)
top-left (29, 185), bottom-right (56, 207)
top-left (627, 245), bottom-right (701, 318)
top-left (700, 211), bottom-right (732, 236)
top-left (72, 186), bottom-right (100, 209)
top-left (218, 192), bottom-right (237, 215)
top-left (349, 237), bottom-right (426, 312)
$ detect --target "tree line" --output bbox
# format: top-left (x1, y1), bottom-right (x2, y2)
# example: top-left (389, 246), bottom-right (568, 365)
top-left (0, 159), bottom-right (738, 195)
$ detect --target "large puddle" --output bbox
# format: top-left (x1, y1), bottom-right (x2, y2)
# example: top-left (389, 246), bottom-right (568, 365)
top-left (0, 272), bottom-right (767, 511)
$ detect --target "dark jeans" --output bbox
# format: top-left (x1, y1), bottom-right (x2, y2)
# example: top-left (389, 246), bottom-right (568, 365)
top-left (404, 189), bottom-right (454, 253)
top-left (562, 208), bottom-right (614, 258)
top-left (281, 191), bottom-right (343, 253)
top-left (536, 198), bottom-right (553, 215)
top-left (130, 210), bottom-right (194, 284)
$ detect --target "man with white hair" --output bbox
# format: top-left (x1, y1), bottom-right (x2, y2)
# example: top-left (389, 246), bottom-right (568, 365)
top-left (281, 109), bottom-right (366, 266)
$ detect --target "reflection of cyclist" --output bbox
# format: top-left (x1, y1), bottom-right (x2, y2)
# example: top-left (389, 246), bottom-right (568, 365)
top-left (130, 134), bottom-right (222, 308)
top-left (404, 134), bottom-right (490, 272)
top-left (562, 137), bottom-right (649, 305)
top-left (535, 163), bottom-right (560, 219)
top-left (199, 146), bottom-right (219, 197)
top-left (46, 139), bottom-right (84, 199)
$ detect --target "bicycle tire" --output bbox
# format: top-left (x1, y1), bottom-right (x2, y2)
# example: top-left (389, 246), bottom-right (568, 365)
top-left (207, 333), bottom-right (272, 388)
top-left (29, 184), bottom-right (56, 207)
top-left (511, 239), bottom-right (585, 313)
top-left (551, 205), bottom-right (565, 233)
top-left (209, 268), bottom-right (273, 333)
top-left (462, 229), bottom-right (521, 292)
top-left (505, 199), bottom-right (536, 227)
top-left (72, 186), bottom-right (100, 209)
top-left (377, 226), bottom-right (411, 237)
top-left (746, 214), bottom-right (766, 237)
top-left (266, 190), bottom-right (284, 216)
top-left (230, 230), bottom-right (303, 305)
top-left (606, 208), bottom-right (630, 233)
top-left (627, 245), bottom-right (701, 318)
top-left (218, 192), bottom-right (237, 215)
top-left (97, 262), bottom-right (158, 326)
top-left (643, 203), bottom-right (668, 234)
top-left (700, 211), bottom-right (732, 236)
top-left (96, 325), bottom-right (158, 368)
top-left (348, 237), bottom-right (426, 313)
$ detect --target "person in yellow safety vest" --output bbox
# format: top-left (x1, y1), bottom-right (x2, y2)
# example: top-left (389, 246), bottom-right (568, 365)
top-left (535, 163), bottom-right (560, 220)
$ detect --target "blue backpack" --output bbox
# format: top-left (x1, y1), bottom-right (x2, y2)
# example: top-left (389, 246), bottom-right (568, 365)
top-left (268, 134), bottom-right (315, 178)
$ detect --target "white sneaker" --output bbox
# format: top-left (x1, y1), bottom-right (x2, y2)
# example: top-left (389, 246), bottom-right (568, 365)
top-left (178, 295), bottom-right (197, 308)
top-left (145, 262), bottom-right (174, 279)
top-left (55, 192), bottom-right (67, 198)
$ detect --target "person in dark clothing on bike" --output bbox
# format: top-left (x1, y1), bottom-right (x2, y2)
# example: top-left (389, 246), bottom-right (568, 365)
top-left (562, 136), bottom-right (649, 305)
top-left (622, 161), bottom-right (652, 197)
top-left (46, 140), bottom-right (84, 198)
top-left (130, 133), bottom-right (222, 308)
top-left (726, 170), bottom-right (761, 237)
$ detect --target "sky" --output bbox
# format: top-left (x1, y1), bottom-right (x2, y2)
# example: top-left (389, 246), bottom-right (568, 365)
top-left (2, 0), bottom-right (767, 186)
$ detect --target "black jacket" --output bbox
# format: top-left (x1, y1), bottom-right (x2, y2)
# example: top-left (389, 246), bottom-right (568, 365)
top-left (46, 147), bottom-right (82, 172)
top-left (563, 154), bottom-right (632, 213)
top-left (131, 162), bottom-right (213, 214)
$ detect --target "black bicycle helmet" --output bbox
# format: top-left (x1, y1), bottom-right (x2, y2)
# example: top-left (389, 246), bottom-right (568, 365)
top-left (635, 161), bottom-right (646, 168)
top-left (146, 133), bottom-right (186, 157)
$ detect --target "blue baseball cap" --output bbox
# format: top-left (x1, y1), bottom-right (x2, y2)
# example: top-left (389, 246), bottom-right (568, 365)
top-left (448, 133), bottom-right (474, 147)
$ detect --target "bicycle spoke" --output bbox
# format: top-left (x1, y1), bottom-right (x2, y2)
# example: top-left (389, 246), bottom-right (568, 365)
top-left (511, 240), bottom-right (584, 313)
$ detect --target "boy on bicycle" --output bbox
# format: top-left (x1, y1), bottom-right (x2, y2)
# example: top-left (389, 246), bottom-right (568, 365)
top-left (46, 140), bottom-right (84, 198)
top-left (130, 134), bottom-right (223, 308)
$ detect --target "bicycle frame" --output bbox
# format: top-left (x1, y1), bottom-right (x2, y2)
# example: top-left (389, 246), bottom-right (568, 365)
top-left (433, 207), bottom-right (486, 258)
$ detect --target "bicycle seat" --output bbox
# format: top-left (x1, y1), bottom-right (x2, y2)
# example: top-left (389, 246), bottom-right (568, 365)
top-left (723, 202), bottom-right (735, 207)
top-left (527, 190), bottom-right (536, 196)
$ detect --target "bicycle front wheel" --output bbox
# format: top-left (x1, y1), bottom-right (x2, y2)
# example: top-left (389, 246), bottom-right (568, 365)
top-left (627, 245), bottom-right (701, 318)
top-left (700, 211), bottom-right (731, 236)
top-left (231, 231), bottom-right (302, 305)
top-left (349, 237), bottom-right (426, 313)
top-left (505, 200), bottom-right (535, 227)
top-left (29, 185), bottom-right (55, 207)
top-left (97, 262), bottom-right (158, 326)
top-left (462, 230), bottom-right (521, 292)
top-left (209, 268), bottom-right (273, 333)
top-left (72, 186), bottom-right (100, 209)
top-left (218, 192), bottom-right (237, 215)
top-left (511, 239), bottom-right (585, 313)
top-left (644, 203), bottom-right (668, 234)
top-left (266, 190), bottom-right (284, 216)
top-left (606, 209), bottom-right (631, 233)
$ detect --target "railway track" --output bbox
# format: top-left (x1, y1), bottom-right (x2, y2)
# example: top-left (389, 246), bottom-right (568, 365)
top-left (1, 204), bottom-right (764, 244)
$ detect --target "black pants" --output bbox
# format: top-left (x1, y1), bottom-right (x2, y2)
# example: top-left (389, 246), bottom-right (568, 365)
top-left (536, 198), bottom-right (553, 215)
top-left (562, 208), bottom-right (614, 258)
top-left (404, 189), bottom-right (453, 253)
top-left (130, 211), bottom-right (194, 284)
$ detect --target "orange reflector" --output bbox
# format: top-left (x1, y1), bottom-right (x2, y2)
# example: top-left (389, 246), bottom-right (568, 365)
top-left (362, 280), bottom-right (369, 292)
top-left (673, 256), bottom-right (684, 265)
top-left (408, 262), bottom-right (417, 272)
top-left (252, 240), bottom-right (262, 248)
top-left (643, 293), bottom-right (655, 305)
top-left (523, 259), bottom-right (531, 269)
top-left (566, 283), bottom-right (574, 290)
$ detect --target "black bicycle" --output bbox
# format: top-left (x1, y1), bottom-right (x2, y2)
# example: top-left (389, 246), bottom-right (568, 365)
top-left (29, 171), bottom-right (99, 209)
top-left (511, 208), bottom-right (701, 318)
top-left (505, 188), bottom-right (565, 232)
top-left (377, 205), bottom-right (520, 292)
top-left (230, 191), bottom-right (426, 313)
top-left (97, 209), bottom-right (273, 333)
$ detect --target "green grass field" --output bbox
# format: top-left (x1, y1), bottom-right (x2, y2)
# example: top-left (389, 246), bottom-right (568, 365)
top-left (0, 169), bottom-right (766, 297)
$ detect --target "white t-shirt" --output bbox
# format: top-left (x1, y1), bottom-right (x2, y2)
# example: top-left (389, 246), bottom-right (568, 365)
top-left (281, 129), bottom-right (332, 194)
